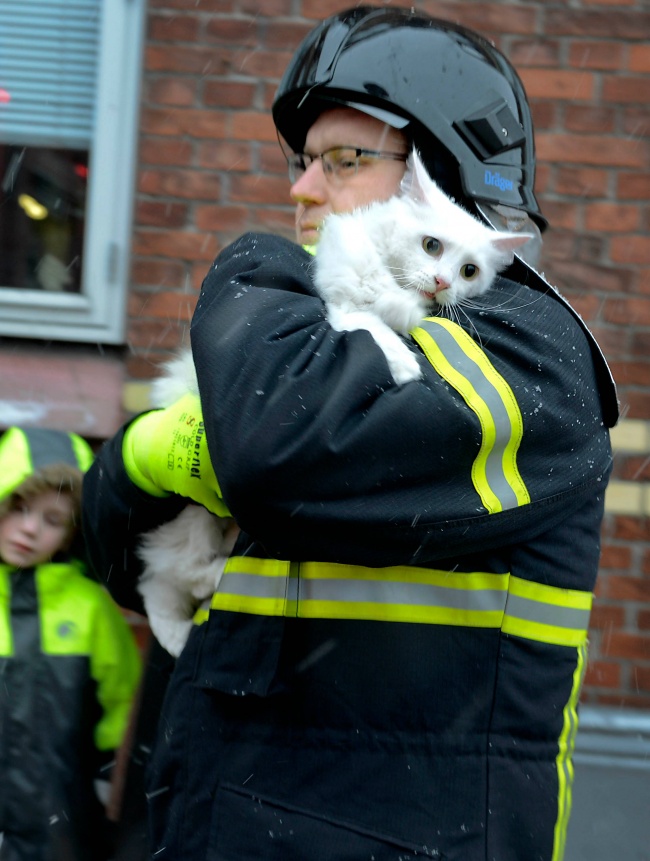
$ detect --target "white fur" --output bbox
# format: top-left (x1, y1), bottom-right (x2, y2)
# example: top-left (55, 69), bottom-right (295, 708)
top-left (314, 149), bottom-right (533, 384)
top-left (136, 351), bottom-right (237, 657)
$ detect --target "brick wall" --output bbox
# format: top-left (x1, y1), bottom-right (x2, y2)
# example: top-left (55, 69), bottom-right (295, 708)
top-left (127, 0), bottom-right (650, 707)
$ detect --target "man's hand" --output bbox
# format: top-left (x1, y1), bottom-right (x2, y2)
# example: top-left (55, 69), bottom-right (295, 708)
top-left (122, 393), bottom-right (230, 517)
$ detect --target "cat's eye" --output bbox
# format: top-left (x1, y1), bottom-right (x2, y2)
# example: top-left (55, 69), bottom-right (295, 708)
top-left (422, 237), bottom-right (443, 257)
top-left (461, 263), bottom-right (480, 280)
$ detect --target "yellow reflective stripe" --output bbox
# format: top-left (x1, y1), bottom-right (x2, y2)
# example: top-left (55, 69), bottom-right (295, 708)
top-left (552, 641), bottom-right (587, 861)
top-left (502, 577), bottom-right (592, 647)
top-left (203, 560), bottom-right (592, 647)
top-left (411, 317), bottom-right (530, 513)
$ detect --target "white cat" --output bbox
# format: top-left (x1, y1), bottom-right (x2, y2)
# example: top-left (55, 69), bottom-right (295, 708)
top-left (138, 157), bottom-right (532, 654)
top-left (313, 149), bottom-right (533, 384)
top-left (136, 350), bottom-right (238, 657)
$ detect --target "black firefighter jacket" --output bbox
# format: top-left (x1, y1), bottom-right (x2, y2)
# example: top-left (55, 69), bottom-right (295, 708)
top-left (83, 233), bottom-right (618, 861)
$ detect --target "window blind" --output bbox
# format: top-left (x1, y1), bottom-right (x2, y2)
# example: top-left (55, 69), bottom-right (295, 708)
top-left (0, 0), bottom-right (100, 148)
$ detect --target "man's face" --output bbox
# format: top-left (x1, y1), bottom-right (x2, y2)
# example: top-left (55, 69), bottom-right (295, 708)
top-left (0, 490), bottom-right (75, 568)
top-left (290, 107), bottom-right (408, 246)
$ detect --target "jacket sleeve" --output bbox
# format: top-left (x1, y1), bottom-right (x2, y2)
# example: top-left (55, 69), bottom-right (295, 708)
top-left (88, 583), bottom-right (142, 752)
top-left (190, 233), bottom-right (614, 566)
top-left (82, 425), bottom-right (187, 611)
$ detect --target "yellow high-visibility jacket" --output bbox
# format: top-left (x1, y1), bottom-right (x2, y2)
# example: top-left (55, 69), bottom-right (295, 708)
top-left (0, 560), bottom-right (141, 860)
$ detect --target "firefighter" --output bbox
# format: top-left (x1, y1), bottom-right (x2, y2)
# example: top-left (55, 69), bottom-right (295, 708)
top-left (83, 7), bottom-right (618, 860)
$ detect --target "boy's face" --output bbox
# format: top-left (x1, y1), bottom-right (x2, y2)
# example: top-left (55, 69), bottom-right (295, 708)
top-left (0, 490), bottom-right (75, 568)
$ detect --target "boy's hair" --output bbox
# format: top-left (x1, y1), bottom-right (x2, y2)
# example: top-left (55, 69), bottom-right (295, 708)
top-left (0, 463), bottom-right (84, 532)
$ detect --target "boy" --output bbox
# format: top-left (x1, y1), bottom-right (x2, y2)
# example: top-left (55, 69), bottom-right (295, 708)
top-left (0, 426), bottom-right (141, 861)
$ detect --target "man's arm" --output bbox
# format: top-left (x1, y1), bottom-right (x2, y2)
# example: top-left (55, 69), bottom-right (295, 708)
top-left (190, 232), bottom-right (613, 565)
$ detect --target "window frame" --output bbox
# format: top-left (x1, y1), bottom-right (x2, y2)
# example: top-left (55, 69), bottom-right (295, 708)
top-left (0, 0), bottom-right (146, 344)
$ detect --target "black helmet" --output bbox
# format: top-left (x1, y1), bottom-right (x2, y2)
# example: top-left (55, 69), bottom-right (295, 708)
top-left (272, 6), bottom-right (547, 231)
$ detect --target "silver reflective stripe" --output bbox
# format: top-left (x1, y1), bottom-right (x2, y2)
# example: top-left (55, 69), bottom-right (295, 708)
top-left (416, 319), bottom-right (521, 510)
top-left (505, 594), bottom-right (591, 632)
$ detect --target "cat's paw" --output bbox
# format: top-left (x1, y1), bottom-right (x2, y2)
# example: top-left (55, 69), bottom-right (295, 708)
top-left (137, 570), bottom-right (213, 657)
top-left (150, 615), bottom-right (193, 658)
top-left (387, 349), bottom-right (422, 384)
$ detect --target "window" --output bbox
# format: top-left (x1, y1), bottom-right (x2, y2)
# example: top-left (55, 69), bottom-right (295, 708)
top-left (0, 0), bottom-right (146, 343)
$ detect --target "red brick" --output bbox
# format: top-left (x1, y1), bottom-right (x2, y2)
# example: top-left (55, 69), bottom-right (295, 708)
top-left (583, 660), bottom-right (621, 689)
top-left (139, 168), bottom-right (222, 200)
top-left (140, 107), bottom-right (227, 138)
top-left (591, 693), bottom-right (650, 709)
top-left (622, 107), bottom-right (650, 137)
top-left (541, 260), bottom-right (631, 295)
top-left (563, 293), bottom-right (602, 325)
top-left (140, 137), bottom-right (194, 167)
top-left (545, 10), bottom-right (650, 40)
top-left (589, 323), bottom-right (630, 359)
top-left (265, 21), bottom-right (317, 51)
top-left (585, 203), bottom-right (641, 233)
top-left (132, 230), bottom-right (220, 261)
top-left (602, 632), bottom-right (650, 660)
top-left (568, 41), bottom-right (625, 71)
top-left (148, 13), bottom-right (200, 42)
top-left (239, 0), bottom-right (292, 15)
top-left (129, 289), bottom-right (199, 322)
top-left (519, 69), bottom-right (595, 101)
top-left (638, 610), bottom-right (650, 630)
top-left (608, 364), bottom-right (650, 389)
top-left (629, 44), bottom-right (650, 73)
top-left (149, 0), bottom-right (232, 8)
top-left (634, 666), bottom-right (650, 694)
top-left (576, 234), bottom-right (606, 264)
top-left (536, 133), bottom-right (645, 168)
top-left (260, 144), bottom-right (292, 176)
top-left (599, 544), bottom-right (633, 569)
top-left (618, 172), bottom-right (650, 200)
top-left (607, 575), bottom-right (650, 602)
top-left (197, 141), bottom-right (252, 171)
top-left (589, 604), bottom-right (626, 630)
top-left (430, 3), bottom-right (537, 35)
top-left (127, 319), bottom-right (186, 351)
top-left (195, 204), bottom-right (250, 232)
top-left (610, 516), bottom-right (650, 542)
top-left (131, 259), bottom-right (186, 288)
top-left (203, 80), bottom-right (256, 108)
top-left (148, 0), bottom-right (234, 7)
top-left (610, 237), bottom-right (650, 265)
top-left (529, 101), bottom-right (557, 130)
top-left (136, 200), bottom-right (189, 228)
top-left (509, 40), bottom-right (560, 68)
top-left (146, 77), bottom-right (199, 107)
top-left (632, 331), bottom-right (650, 358)
top-left (564, 105), bottom-right (616, 134)
top-left (250, 207), bottom-right (296, 239)
top-left (146, 45), bottom-right (228, 75)
top-left (581, 0), bottom-right (635, 5)
top-left (605, 296), bottom-right (650, 326)
top-left (538, 201), bottom-right (578, 231)
top-left (603, 76), bottom-right (650, 104)
top-left (623, 392), bottom-right (650, 421)
top-left (204, 18), bottom-right (258, 47)
top-left (231, 111), bottom-right (280, 142)
top-left (226, 49), bottom-right (293, 80)
top-left (229, 174), bottom-right (293, 205)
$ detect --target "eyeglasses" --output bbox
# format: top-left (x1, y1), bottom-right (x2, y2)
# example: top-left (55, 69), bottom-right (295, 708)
top-left (286, 146), bottom-right (408, 185)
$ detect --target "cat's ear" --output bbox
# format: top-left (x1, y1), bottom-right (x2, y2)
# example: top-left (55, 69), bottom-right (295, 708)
top-left (400, 149), bottom-right (441, 204)
top-left (490, 232), bottom-right (535, 266)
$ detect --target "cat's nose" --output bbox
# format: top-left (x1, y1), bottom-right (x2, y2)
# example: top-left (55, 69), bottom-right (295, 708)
top-left (434, 278), bottom-right (450, 294)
